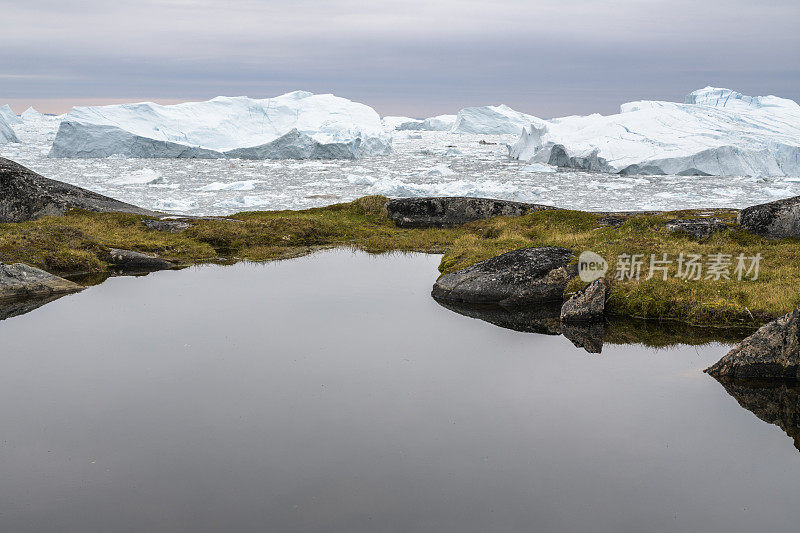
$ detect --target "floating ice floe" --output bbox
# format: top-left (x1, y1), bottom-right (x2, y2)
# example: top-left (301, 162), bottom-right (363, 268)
top-left (451, 105), bottom-right (544, 134)
top-left (510, 87), bottom-right (800, 177)
top-left (199, 180), bottom-right (261, 192)
top-left (0, 104), bottom-right (22, 125)
top-left (49, 91), bottom-right (393, 160)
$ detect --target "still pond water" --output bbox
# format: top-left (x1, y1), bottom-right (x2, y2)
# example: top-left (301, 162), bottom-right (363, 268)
top-left (0, 250), bottom-right (798, 532)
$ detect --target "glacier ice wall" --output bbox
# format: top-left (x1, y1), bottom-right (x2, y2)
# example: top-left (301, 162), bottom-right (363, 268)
top-left (50, 91), bottom-right (392, 160)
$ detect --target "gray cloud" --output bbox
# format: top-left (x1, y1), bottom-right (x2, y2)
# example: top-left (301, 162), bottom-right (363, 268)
top-left (1, 0), bottom-right (798, 116)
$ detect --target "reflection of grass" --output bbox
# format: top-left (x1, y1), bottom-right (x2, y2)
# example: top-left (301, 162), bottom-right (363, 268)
top-left (603, 317), bottom-right (753, 348)
top-left (0, 197), bottom-right (797, 327)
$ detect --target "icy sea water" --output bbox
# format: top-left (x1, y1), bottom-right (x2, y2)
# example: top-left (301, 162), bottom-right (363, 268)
top-left (2, 118), bottom-right (800, 216)
top-left (1, 250), bottom-right (799, 532)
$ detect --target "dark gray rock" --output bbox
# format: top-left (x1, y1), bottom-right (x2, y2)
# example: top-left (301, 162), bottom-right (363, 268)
top-left (386, 197), bottom-right (557, 228)
top-left (108, 249), bottom-right (176, 272)
top-left (561, 279), bottom-right (606, 323)
top-left (434, 300), bottom-right (562, 335)
top-left (142, 219), bottom-right (191, 233)
top-left (432, 246), bottom-right (576, 307)
top-left (0, 262), bottom-right (83, 302)
top-left (739, 195), bottom-right (800, 239)
top-left (710, 378), bottom-right (800, 452)
top-left (547, 144), bottom-right (613, 173)
top-left (562, 322), bottom-right (605, 354)
top-left (0, 157), bottom-right (160, 222)
top-left (665, 218), bottom-right (728, 239)
top-left (705, 309), bottom-right (800, 379)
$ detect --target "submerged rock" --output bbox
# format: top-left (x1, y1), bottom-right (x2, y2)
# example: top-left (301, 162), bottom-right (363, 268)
top-left (665, 218), bottom-right (728, 239)
top-left (738, 195), bottom-right (800, 239)
top-left (561, 279), bottom-right (606, 323)
top-left (0, 157), bottom-right (159, 222)
top-left (432, 246), bottom-right (576, 306)
top-left (705, 309), bottom-right (800, 379)
top-left (386, 197), bottom-right (556, 228)
top-left (0, 263), bottom-right (83, 302)
top-left (108, 249), bottom-right (176, 272)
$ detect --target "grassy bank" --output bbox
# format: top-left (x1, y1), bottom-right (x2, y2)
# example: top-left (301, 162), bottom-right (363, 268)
top-left (1, 196), bottom-right (797, 327)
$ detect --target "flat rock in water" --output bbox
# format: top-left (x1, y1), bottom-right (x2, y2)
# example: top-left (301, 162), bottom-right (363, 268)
top-left (0, 157), bottom-right (159, 222)
top-left (705, 309), bottom-right (800, 379)
top-left (738, 195), bottom-right (800, 239)
top-left (386, 197), bottom-right (557, 228)
top-left (108, 249), bottom-right (176, 272)
top-left (665, 218), bottom-right (728, 239)
top-left (561, 279), bottom-right (606, 323)
top-left (0, 263), bottom-right (83, 302)
top-left (432, 246), bottom-right (576, 307)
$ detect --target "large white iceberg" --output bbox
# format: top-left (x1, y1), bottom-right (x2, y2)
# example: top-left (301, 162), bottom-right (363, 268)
top-left (0, 104), bottom-right (22, 125)
top-left (510, 87), bottom-right (800, 177)
top-left (50, 91), bottom-right (393, 159)
top-left (451, 105), bottom-right (544, 134)
top-left (0, 114), bottom-right (19, 144)
top-left (397, 114), bottom-right (457, 131)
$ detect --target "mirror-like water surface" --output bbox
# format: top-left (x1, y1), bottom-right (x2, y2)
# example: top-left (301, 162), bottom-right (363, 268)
top-left (1, 250), bottom-right (798, 532)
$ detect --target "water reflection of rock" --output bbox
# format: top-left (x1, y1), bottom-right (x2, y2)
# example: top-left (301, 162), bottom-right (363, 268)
top-left (433, 299), bottom-right (605, 353)
top-left (711, 377), bottom-right (800, 452)
top-left (434, 299), bottom-right (754, 355)
top-left (0, 294), bottom-right (68, 322)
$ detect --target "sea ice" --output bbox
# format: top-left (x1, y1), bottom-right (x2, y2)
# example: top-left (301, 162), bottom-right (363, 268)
top-left (49, 91), bottom-right (393, 160)
top-left (510, 87), bottom-right (800, 177)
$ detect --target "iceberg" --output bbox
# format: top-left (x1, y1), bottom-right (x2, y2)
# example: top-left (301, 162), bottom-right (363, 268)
top-left (510, 87), bottom-right (800, 177)
top-left (0, 104), bottom-right (22, 125)
top-left (0, 114), bottom-right (19, 144)
top-left (21, 106), bottom-right (45, 121)
top-left (397, 114), bottom-right (457, 131)
top-left (451, 105), bottom-right (545, 134)
top-left (49, 91), bottom-right (393, 159)
top-left (382, 116), bottom-right (419, 130)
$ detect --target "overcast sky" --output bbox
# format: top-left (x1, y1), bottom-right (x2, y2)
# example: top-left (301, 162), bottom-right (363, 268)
top-left (1, 0), bottom-right (798, 117)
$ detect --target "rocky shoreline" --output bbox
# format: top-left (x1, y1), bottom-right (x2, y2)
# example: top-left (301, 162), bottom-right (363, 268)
top-left (3, 156), bottom-right (800, 376)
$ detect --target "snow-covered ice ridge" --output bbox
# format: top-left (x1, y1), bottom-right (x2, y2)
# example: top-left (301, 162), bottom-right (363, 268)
top-left (49, 91), bottom-right (392, 159)
top-left (510, 87), bottom-right (800, 177)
